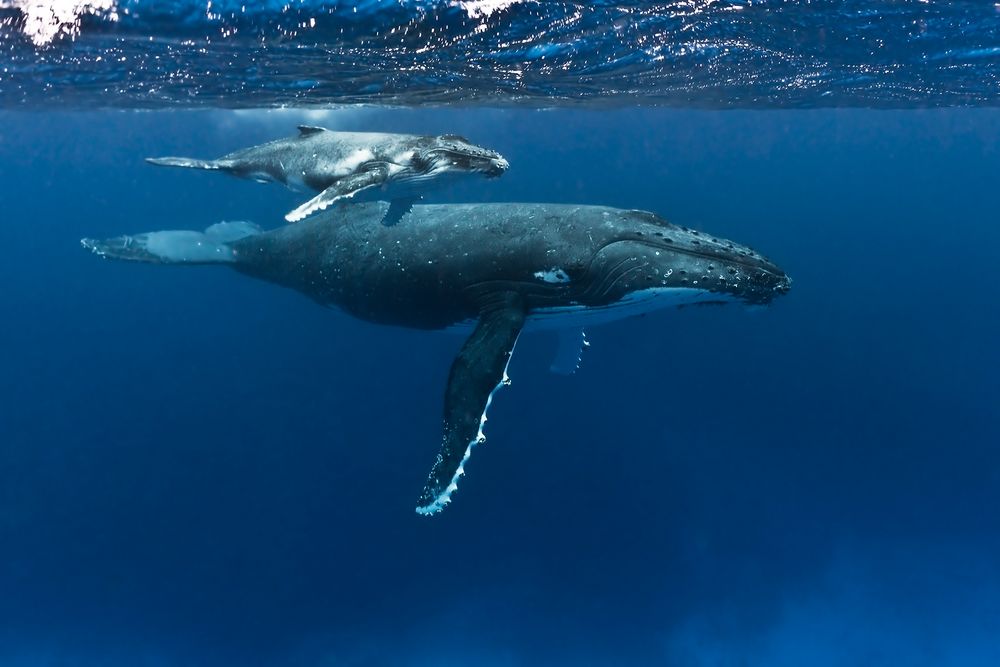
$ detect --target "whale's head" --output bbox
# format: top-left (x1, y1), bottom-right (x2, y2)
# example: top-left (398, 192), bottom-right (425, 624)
top-left (591, 211), bottom-right (791, 309)
top-left (526, 210), bottom-right (790, 327)
top-left (422, 134), bottom-right (510, 178)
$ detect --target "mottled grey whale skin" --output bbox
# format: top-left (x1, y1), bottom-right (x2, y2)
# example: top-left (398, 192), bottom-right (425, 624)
top-left (83, 202), bottom-right (790, 515)
top-left (147, 126), bottom-right (509, 224)
top-left (229, 203), bottom-right (789, 329)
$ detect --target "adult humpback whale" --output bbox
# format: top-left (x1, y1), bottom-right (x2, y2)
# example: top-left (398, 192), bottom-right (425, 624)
top-left (82, 203), bottom-right (791, 515)
top-left (146, 126), bottom-right (509, 225)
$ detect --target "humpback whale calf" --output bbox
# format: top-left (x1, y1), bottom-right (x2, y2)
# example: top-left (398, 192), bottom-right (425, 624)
top-left (82, 203), bottom-right (791, 515)
top-left (146, 127), bottom-right (509, 225)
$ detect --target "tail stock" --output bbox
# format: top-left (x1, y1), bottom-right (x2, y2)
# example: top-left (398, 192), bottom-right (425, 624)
top-left (81, 221), bottom-right (261, 265)
top-left (145, 156), bottom-right (225, 170)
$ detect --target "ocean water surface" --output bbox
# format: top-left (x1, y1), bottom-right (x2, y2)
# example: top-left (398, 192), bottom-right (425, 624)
top-left (2, 2), bottom-right (1000, 666)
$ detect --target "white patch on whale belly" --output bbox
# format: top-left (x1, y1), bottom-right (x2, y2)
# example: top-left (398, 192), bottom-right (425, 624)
top-left (392, 150), bottom-right (417, 166)
top-left (333, 148), bottom-right (376, 176)
top-left (533, 268), bottom-right (571, 284)
top-left (386, 162), bottom-right (411, 178)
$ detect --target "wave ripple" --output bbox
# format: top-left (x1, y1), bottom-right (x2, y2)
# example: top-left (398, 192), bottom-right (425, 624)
top-left (1, 1), bottom-right (999, 108)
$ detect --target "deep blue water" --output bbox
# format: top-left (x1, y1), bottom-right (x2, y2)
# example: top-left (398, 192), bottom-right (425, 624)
top-left (1, 107), bottom-right (998, 665)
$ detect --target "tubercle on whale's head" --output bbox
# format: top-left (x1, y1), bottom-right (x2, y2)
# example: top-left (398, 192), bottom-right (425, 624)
top-left (588, 212), bottom-right (792, 307)
top-left (423, 134), bottom-right (510, 178)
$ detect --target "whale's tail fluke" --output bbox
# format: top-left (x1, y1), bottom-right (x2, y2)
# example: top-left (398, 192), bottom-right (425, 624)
top-left (145, 156), bottom-right (227, 170)
top-left (82, 221), bottom-right (261, 266)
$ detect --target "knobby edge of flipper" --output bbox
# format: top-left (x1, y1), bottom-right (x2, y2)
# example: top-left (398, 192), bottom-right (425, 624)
top-left (284, 165), bottom-right (389, 223)
top-left (415, 292), bottom-right (527, 516)
top-left (549, 328), bottom-right (590, 375)
top-left (381, 197), bottom-right (420, 226)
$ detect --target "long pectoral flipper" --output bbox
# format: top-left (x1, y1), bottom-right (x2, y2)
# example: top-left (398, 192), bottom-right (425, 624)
top-left (416, 293), bottom-right (526, 515)
top-left (284, 164), bottom-right (389, 223)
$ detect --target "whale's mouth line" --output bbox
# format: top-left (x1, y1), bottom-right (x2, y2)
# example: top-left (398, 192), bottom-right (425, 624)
top-left (421, 147), bottom-right (508, 174)
top-left (622, 238), bottom-right (786, 278)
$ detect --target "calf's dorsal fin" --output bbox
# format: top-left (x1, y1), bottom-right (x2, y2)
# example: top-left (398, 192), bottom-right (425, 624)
top-left (297, 125), bottom-right (327, 137)
top-left (416, 292), bottom-right (526, 515)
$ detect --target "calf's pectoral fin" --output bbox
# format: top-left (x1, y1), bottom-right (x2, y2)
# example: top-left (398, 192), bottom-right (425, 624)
top-left (416, 292), bottom-right (526, 516)
top-left (284, 164), bottom-right (389, 223)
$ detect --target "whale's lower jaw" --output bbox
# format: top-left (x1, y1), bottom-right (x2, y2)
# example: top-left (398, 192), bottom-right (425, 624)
top-left (524, 287), bottom-right (735, 330)
top-left (438, 288), bottom-right (735, 334)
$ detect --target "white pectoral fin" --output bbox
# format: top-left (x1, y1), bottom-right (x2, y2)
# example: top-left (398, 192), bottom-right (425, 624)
top-left (284, 165), bottom-right (388, 223)
top-left (549, 328), bottom-right (589, 375)
top-left (416, 292), bottom-right (526, 516)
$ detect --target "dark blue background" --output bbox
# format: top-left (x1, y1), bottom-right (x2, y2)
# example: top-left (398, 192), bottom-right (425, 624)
top-left (1, 108), bottom-right (998, 665)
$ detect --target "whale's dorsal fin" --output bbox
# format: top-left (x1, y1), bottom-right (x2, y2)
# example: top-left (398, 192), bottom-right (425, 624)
top-left (416, 292), bottom-right (526, 515)
top-left (297, 125), bottom-right (327, 137)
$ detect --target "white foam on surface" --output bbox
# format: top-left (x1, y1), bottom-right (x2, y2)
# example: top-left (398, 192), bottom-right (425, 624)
top-left (452, 0), bottom-right (522, 19)
top-left (1, 0), bottom-right (118, 45)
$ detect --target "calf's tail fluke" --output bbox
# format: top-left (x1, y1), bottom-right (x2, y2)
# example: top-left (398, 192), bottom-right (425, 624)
top-left (145, 156), bottom-right (223, 170)
top-left (81, 221), bottom-right (261, 266)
